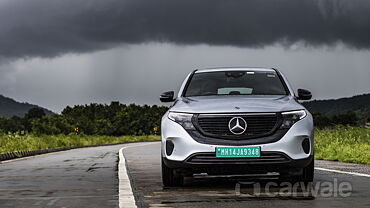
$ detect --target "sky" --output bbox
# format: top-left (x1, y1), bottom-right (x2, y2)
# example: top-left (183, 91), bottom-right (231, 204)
top-left (0, 0), bottom-right (370, 112)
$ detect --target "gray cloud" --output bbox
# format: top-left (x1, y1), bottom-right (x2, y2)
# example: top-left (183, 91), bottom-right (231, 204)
top-left (1, 0), bottom-right (370, 59)
top-left (3, 44), bottom-right (370, 112)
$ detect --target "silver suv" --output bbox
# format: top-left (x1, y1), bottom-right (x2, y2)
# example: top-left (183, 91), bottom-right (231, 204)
top-left (160, 67), bottom-right (314, 186)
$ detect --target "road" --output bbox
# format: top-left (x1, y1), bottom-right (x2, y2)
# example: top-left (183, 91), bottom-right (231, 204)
top-left (0, 144), bottom-right (128, 208)
top-left (0, 142), bottom-right (369, 208)
top-left (123, 142), bottom-right (370, 208)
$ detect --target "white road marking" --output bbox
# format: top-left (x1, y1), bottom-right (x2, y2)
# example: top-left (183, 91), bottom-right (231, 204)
top-left (119, 143), bottom-right (156, 208)
top-left (315, 167), bottom-right (370, 178)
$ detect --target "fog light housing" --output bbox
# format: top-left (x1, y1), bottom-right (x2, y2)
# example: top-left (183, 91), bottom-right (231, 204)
top-left (302, 138), bottom-right (310, 154)
top-left (166, 140), bottom-right (175, 156)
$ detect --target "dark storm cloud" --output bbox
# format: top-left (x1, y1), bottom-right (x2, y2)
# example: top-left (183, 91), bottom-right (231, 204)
top-left (1, 0), bottom-right (370, 59)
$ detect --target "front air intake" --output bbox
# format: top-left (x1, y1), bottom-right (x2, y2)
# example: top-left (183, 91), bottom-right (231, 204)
top-left (186, 152), bottom-right (290, 164)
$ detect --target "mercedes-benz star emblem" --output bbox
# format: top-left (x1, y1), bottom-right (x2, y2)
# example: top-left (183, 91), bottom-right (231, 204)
top-left (228, 117), bottom-right (247, 135)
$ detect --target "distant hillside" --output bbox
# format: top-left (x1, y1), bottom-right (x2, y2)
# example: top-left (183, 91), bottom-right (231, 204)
top-left (0, 95), bottom-right (54, 117)
top-left (303, 93), bottom-right (370, 117)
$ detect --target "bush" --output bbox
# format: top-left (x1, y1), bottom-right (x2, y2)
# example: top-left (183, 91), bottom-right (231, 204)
top-left (315, 126), bottom-right (370, 164)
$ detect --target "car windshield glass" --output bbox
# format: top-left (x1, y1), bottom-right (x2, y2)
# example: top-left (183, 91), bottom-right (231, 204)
top-left (184, 71), bottom-right (288, 97)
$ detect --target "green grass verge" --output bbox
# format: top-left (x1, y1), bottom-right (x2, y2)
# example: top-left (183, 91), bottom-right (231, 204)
top-left (0, 134), bottom-right (160, 154)
top-left (315, 126), bottom-right (370, 165)
top-left (1, 126), bottom-right (369, 165)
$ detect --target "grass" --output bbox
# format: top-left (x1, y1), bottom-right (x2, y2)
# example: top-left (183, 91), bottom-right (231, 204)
top-left (315, 126), bottom-right (370, 165)
top-left (0, 134), bottom-right (160, 154)
top-left (1, 126), bottom-right (369, 165)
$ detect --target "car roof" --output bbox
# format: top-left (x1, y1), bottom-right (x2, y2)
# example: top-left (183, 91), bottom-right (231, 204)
top-left (195, 67), bottom-right (277, 73)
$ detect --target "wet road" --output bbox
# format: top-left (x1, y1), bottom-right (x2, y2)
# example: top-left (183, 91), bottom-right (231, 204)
top-left (123, 142), bottom-right (370, 208)
top-left (0, 144), bottom-right (128, 208)
top-left (1, 142), bottom-right (369, 208)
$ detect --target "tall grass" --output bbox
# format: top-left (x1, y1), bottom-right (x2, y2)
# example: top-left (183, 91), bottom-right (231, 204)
top-left (315, 126), bottom-right (370, 164)
top-left (0, 134), bottom-right (160, 154)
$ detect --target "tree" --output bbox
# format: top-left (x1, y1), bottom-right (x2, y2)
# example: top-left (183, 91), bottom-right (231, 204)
top-left (331, 111), bottom-right (358, 126)
top-left (1, 103), bottom-right (170, 135)
top-left (23, 108), bottom-right (46, 132)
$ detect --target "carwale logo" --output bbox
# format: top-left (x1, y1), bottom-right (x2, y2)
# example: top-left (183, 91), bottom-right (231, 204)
top-left (235, 178), bottom-right (352, 198)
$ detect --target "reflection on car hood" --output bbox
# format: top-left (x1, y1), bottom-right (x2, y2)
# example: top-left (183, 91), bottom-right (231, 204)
top-left (170, 95), bottom-right (304, 114)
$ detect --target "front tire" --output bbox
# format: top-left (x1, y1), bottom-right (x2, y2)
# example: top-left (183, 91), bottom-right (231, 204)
top-left (302, 158), bottom-right (314, 183)
top-left (290, 158), bottom-right (314, 184)
top-left (162, 158), bottom-right (184, 187)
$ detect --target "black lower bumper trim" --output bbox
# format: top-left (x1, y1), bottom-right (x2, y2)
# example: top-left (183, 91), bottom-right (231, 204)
top-left (163, 152), bottom-right (313, 175)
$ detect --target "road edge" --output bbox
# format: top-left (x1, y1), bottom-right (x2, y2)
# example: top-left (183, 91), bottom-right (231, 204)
top-left (119, 143), bottom-right (156, 208)
top-left (119, 146), bottom-right (137, 208)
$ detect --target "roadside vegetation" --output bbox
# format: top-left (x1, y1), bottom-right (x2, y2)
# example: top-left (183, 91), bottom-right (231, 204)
top-left (0, 102), bottom-right (168, 136)
top-left (0, 103), bottom-right (369, 164)
top-left (0, 134), bottom-right (160, 154)
top-left (315, 126), bottom-right (370, 164)
top-left (1, 127), bottom-right (369, 165)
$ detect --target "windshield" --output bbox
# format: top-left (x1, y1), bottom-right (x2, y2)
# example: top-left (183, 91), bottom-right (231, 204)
top-left (184, 71), bottom-right (288, 97)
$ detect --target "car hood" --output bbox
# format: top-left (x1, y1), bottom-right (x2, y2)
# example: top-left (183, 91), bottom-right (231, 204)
top-left (170, 95), bottom-right (304, 114)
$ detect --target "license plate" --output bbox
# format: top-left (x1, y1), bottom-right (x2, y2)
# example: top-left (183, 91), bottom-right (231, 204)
top-left (216, 146), bottom-right (261, 157)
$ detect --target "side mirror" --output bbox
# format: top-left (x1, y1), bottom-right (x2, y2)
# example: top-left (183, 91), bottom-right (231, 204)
top-left (297, 89), bottom-right (312, 100)
top-left (160, 91), bottom-right (176, 102)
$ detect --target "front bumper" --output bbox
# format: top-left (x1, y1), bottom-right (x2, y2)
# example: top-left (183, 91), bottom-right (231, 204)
top-left (161, 111), bottom-right (314, 162)
top-left (161, 110), bottom-right (314, 174)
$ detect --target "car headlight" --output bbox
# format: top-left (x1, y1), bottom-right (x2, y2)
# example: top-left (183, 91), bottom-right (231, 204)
top-left (168, 112), bottom-right (195, 130)
top-left (280, 110), bottom-right (307, 129)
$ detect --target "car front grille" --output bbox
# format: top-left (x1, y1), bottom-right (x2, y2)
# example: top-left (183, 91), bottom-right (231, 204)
top-left (194, 113), bottom-right (280, 139)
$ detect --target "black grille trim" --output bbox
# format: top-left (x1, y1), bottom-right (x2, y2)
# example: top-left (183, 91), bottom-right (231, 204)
top-left (187, 129), bottom-right (289, 146)
top-left (193, 113), bottom-right (282, 139)
top-left (186, 152), bottom-right (291, 165)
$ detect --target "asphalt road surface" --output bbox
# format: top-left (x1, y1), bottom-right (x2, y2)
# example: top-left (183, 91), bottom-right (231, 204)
top-left (1, 142), bottom-right (369, 208)
top-left (123, 142), bottom-right (370, 208)
top-left (0, 144), bottom-right (127, 208)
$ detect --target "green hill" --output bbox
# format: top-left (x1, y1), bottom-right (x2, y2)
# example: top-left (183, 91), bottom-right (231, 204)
top-left (0, 95), bottom-right (54, 117)
top-left (303, 93), bottom-right (370, 118)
